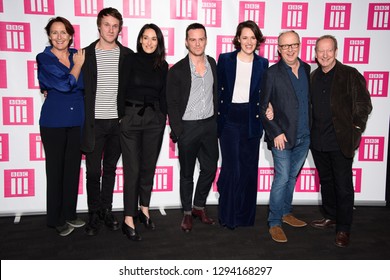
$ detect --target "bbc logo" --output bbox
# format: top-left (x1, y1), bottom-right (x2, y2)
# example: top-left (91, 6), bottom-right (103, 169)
top-left (114, 166), bottom-right (173, 192)
top-left (154, 166), bottom-right (173, 191)
top-left (170, 0), bottom-right (198, 20)
top-left (216, 36), bottom-right (234, 60)
top-left (358, 137), bottom-right (384, 161)
top-left (281, 2), bottom-right (308, 29)
top-left (202, 0), bottom-right (222, 27)
top-left (259, 168), bottom-right (320, 193)
top-left (364, 71), bottom-right (389, 97)
top-left (24, 0), bottom-right (55, 14)
top-left (4, 169), bottom-right (35, 197)
top-left (324, 3), bottom-right (351, 30)
top-left (301, 37), bottom-right (318, 64)
top-left (123, 0), bottom-right (151, 18)
top-left (0, 22), bottom-right (31, 52)
top-left (2, 97), bottom-right (34, 125)
top-left (239, 1), bottom-right (265, 28)
top-left (343, 38), bottom-right (370, 64)
top-left (260, 37), bottom-right (279, 63)
top-left (74, 0), bottom-right (103, 16)
top-left (367, 3), bottom-right (390, 30)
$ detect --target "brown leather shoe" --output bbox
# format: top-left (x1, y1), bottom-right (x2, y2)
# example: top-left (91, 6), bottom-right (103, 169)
top-left (269, 226), bottom-right (288, 243)
top-left (335, 231), bottom-right (350, 247)
top-left (192, 208), bottom-right (215, 225)
top-left (282, 214), bottom-right (307, 227)
top-left (181, 214), bottom-right (193, 232)
top-left (310, 218), bottom-right (336, 229)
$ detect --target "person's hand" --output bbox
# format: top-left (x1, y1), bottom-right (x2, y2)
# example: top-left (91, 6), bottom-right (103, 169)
top-left (42, 90), bottom-right (48, 98)
top-left (274, 133), bottom-right (287, 150)
top-left (265, 102), bottom-right (274, 120)
top-left (73, 49), bottom-right (85, 67)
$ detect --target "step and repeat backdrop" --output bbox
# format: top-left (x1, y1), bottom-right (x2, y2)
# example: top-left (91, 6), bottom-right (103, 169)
top-left (0, 0), bottom-right (389, 216)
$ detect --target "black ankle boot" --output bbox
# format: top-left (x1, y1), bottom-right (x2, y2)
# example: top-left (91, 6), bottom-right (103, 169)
top-left (138, 210), bottom-right (156, 230)
top-left (122, 222), bottom-right (142, 241)
top-left (100, 208), bottom-right (120, 231)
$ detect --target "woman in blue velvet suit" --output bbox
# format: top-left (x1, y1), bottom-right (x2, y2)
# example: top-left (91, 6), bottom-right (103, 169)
top-left (217, 21), bottom-right (269, 229)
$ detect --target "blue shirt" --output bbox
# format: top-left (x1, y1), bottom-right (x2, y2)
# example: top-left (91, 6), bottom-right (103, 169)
top-left (37, 46), bottom-right (84, 127)
top-left (283, 58), bottom-right (310, 138)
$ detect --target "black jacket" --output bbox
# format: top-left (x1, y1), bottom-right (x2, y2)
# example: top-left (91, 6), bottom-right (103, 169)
top-left (310, 60), bottom-right (372, 158)
top-left (166, 55), bottom-right (218, 140)
top-left (80, 39), bottom-right (133, 153)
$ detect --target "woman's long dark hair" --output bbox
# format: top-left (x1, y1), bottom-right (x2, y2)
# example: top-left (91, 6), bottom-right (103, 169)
top-left (136, 23), bottom-right (166, 69)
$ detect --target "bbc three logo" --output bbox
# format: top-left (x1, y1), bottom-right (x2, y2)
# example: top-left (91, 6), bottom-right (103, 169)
top-left (24, 0), bottom-right (55, 14)
top-left (0, 22), bottom-right (31, 52)
top-left (2, 97), bottom-right (34, 125)
top-left (4, 169), bottom-right (35, 197)
top-left (114, 166), bottom-right (173, 193)
top-left (257, 167), bottom-right (362, 193)
top-left (212, 167), bottom-right (364, 193)
top-left (358, 137), bottom-right (385, 161)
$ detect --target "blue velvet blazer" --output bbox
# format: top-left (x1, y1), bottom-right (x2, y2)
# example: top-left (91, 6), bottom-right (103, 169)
top-left (217, 50), bottom-right (269, 138)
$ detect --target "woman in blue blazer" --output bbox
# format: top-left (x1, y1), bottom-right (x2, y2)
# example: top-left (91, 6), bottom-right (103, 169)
top-left (217, 21), bottom-right (269, 229)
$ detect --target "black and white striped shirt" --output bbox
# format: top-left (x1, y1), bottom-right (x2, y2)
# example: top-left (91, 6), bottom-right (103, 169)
top-left (95, 47), bottom-right (120, 119)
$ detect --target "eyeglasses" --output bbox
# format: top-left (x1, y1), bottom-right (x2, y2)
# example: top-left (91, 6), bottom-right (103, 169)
top-left (279, 43), bottom-right (300, 50)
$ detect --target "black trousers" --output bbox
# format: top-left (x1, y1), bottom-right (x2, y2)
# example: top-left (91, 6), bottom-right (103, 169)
top-left (311, 148), bottom-right (354, 232)
top-left (85, 119), bottom-right (121, 213)
top-left (178, 117), bottom-right (219, 212)
top-left (120, 104), bottom-right (165, 216)
top-left (40, 126), bottom-right (82, 227)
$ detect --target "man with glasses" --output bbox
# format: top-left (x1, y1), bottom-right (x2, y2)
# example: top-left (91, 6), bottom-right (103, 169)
top-left (166, 23), bottom-right (218, 232)
top-left (260, 30), bottom-right (311, 243)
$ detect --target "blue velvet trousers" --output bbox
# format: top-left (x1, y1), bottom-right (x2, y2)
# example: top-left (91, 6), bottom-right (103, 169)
top-left (217, 103), bottom-right (260, 228)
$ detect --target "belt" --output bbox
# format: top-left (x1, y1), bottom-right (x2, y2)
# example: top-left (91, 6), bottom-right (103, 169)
top-left (125, 101), bottom-right (143, 107)
top-left (125, 101), bottom-right (156, 116)
top-left (183, 116), bottom-right (214, 123)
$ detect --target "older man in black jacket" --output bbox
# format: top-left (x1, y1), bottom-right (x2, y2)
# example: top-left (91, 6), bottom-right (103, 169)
top-left (309, 35), bottom-right (372, 248)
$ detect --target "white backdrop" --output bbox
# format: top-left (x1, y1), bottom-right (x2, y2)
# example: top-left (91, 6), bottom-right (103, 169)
top-left (0, 0), bottom-right (389, 216)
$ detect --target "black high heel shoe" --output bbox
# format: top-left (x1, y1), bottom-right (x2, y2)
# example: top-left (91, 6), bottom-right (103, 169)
top-left (138, 210), bottom-right (156, 230)
top-left (122, 222), bottom-right (142, 241)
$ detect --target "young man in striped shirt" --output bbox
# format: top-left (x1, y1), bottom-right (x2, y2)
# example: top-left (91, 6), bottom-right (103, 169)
top-left (81, 7), bottom-right (133, 236)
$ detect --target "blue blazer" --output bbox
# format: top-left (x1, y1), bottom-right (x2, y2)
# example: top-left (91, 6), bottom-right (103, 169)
top-left (217, 50), bottom-right (269, 138)
top-left (260, 58), bottom-right (311, 150)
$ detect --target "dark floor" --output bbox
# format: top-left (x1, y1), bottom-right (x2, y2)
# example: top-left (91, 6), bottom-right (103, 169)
top-left (1, 205), bottom-right (389, 260)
